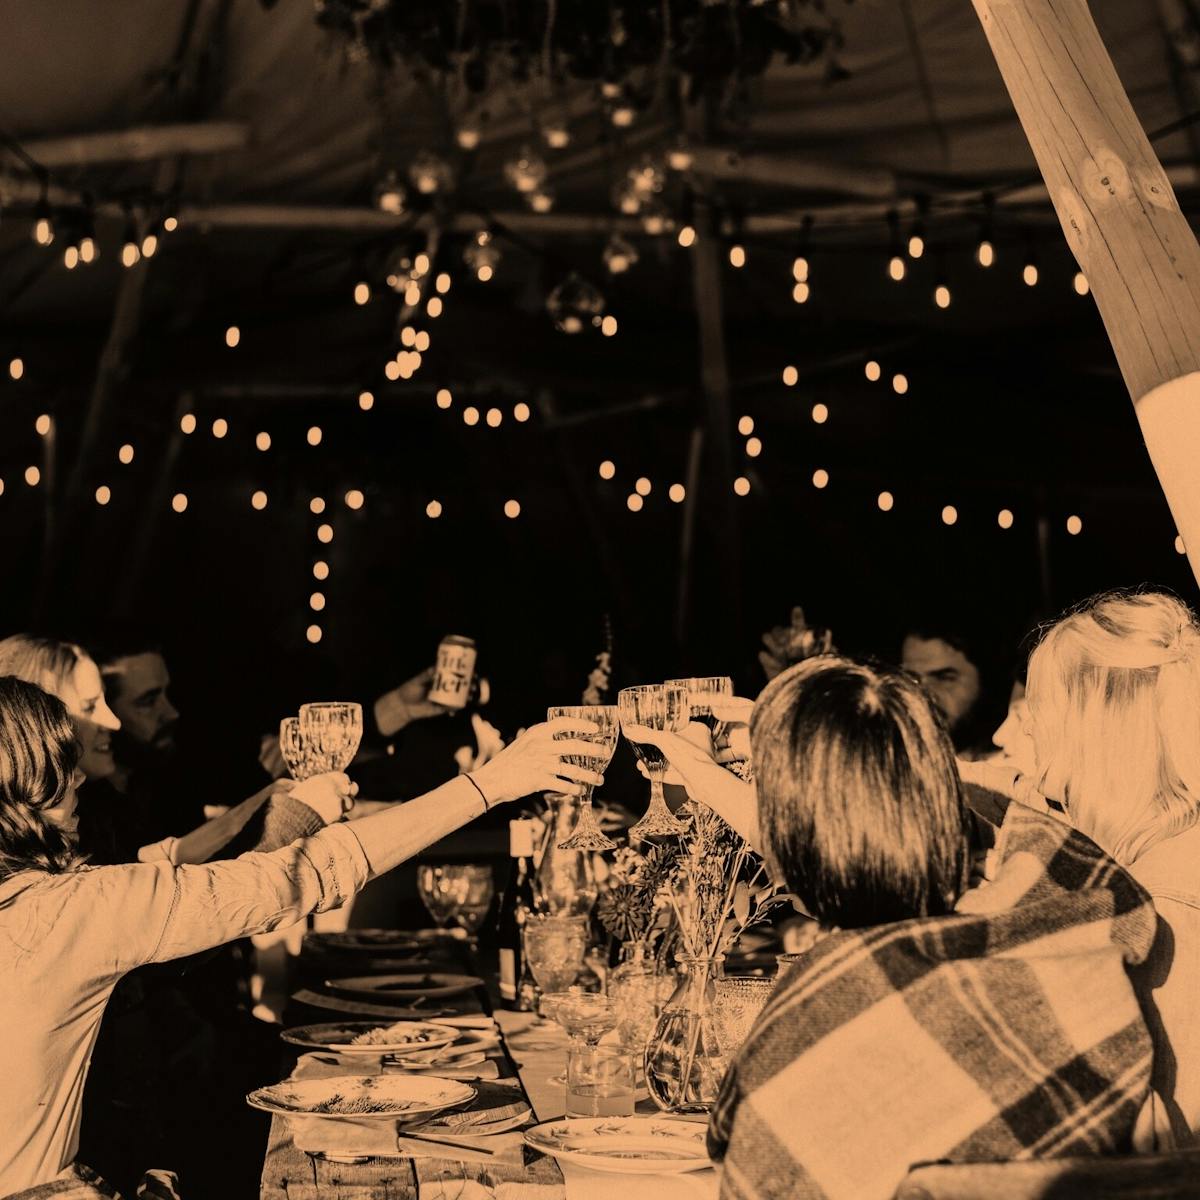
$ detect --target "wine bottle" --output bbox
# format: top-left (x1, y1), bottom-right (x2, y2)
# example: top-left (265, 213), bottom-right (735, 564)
top-left (497, 818), bottom-right (539, 1010)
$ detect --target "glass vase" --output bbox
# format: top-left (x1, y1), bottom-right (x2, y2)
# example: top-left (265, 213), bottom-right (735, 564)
top-left (609, 941), bottom-right (672, 1054)
top-left (644, 955), bottom-right (727, 1114)
top-left (536, 795), bottom-right (598, 918)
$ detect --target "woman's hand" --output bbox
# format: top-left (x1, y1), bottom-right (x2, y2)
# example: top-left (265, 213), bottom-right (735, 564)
top-left (470, 718), bottom-right (605, 807)
top-left (289, 771), bottom-right (358, 825)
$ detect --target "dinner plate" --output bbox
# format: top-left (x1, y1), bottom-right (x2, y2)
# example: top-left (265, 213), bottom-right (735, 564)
top-left (523, 1117), bottom-right (711, 1175)
top-left (305, 930), bottom-right (423, 954)
top-left (325, 973), bottom-right (484, 1000)
top-left (247, 1074), bottom-right (475, 1121)
top-left (280, 1021), bottom-right (460, 1054)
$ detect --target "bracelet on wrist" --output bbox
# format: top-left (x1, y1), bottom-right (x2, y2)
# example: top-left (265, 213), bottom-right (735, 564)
top-left (463, 772), bottom-right (491, 812)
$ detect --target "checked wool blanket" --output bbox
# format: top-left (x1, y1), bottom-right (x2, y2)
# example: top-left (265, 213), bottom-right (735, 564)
top-left (707, 804), bottom-right (1158, 1199)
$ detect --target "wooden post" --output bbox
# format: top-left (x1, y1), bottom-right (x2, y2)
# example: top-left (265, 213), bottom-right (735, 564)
top-left (972, 0), bottom-right (1200, 587)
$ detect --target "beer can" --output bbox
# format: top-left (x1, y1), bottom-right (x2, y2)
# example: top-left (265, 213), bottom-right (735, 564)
top-left (429, 635), bottom-right (477, 709)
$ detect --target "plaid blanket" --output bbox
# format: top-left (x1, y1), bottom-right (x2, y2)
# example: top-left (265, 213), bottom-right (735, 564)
top-left (707, 804), bottom-right (1158, 1200)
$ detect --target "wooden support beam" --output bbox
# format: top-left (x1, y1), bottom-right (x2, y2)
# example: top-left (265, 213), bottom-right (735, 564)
top-left (688, 146), bottom-right (898, 200)
top-left (19, 121), bottom-right (248, 168)
top-left (972, 0), bottom-right (1200, 588)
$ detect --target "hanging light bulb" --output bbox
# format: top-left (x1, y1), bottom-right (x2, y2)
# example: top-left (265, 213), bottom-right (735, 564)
top-left (463, 229), bottom-right (501, 281)
top-left (666, 137), bottom-right (694, 172)
top-left (373, 171), bottom-right (407, 215)
top-left (977, 193), bottom-right (996, 268)
top-left (527, 188), bottom-right (555, 214)
top-left (908, 221), bottom-right (925, 259)
top-left (888, 254), bottom-right (906, 282)
top-left (62, 236), bottom-right (80, 271)
top-left (729, 244), bottom-right (747, 269)
top-left (934, 280), bottom-right (952, 309)
top-left (455, 118), bottom-right (482, 151)
top-left (32, 186), bottom-right (53, 246)
top-left (141, 224), bottom-right (160, 259)
top-left (626, 156), bottom-right (665, 200)
top-left (792, 215), bottom-right (814, 283)
top-left (541, 119), bottom-right (571, 150)
top-left (407, 150), bottom-right (454, 196)
top-left (640, 200), bottom-right (672, 236)
top-left (977, 237), bottom-right (995, 268)
top-left (678, 224), bottom-right (696, 248)
top-left (611, 181), bottom-right (642, 216)
top-left (886, 210), bottom-right (906, 281)
top-left (1023, 250), bottom-right (1039, 287)
top-left (603, 233), bottom-right (639, 275)
top-left (121, 210), bottom-right (141, 268)
top-left (78, 199), bottom-right (98, 265)
top-left (504, 146), bottom-right (548, 194)
top-left (546, 272), bottom-right (606, 335)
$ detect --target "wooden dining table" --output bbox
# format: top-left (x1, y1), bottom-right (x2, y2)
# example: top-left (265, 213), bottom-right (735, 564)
top-left (258, 935), bottom-right (719, 1200)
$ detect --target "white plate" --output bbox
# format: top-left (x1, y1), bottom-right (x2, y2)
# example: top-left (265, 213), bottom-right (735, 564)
top-left (281, 1021), bottom-right (459, 1055)
top-left (247, 1074), bottom-right (475, 1121)
top-left (523, 1116), bottom-right (711, 1175)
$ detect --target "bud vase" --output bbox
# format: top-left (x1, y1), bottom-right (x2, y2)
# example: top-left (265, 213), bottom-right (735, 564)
top-left (644, 955), bottom-right (727, 1113)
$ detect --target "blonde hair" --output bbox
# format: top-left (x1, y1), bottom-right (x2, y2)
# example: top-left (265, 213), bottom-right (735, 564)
top-left (1026, 589), bottom-right (1200, 865)
top-left (0, 635), bottom-right (85, 704)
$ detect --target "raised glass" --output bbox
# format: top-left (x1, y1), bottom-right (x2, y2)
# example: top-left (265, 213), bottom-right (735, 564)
top-left (618, 683), bottom-right (690, 838)
top-left (547, 704), bottom-right (619, 851)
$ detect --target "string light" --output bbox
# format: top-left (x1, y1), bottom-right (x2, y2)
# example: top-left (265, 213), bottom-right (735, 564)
top-left (738, 415), bottom-right (755, 435)
top-left (514, 402), bottom-right (531, 422)
top-left (865, 360), bottom-right (881, 382)
top-left (463, 406), bottom-right (480, 426)
top-left (436, 388), bottom-right (453, 409)
top-left (307, 426), bottom-right (322, 447)
top-left (934, 282), bottom-right (951, 309)
top-left (225, 325), bottom-right (240, 348)
top-left (354, 282), bottom-right (370, 306)
top-left (35, 414), bottom-right (51, 436)
top-left (33, 195), bottom-right (54, 247)
top-left (25, 466), bottom-right (40, 486)
top-left (728, 244), bottom-right (746, 269)
top-left (95, 485), bottom-right (110, 506)
top-left (400, 327), bottom-right (416, 347)
top-left (436, 273), bottom-right (451, 294)
top-left (256, 431), bottom-right (271, 451)
top-left (427, 297), bottom-right (443, 318)
top-left (601, 315), bottom-right (618, 337)
top-left (180, 414), bottom-right (197, 434)
top-left (669, 483), bottom-right (686, 502)
top-left (792, 282), bottom-right (810, 304)
top-left (306, 625), bottom-right (323, 645)
top-left (907, 208), bottom-right (925, 259)
top-left (317, 523), bottom-right (334, 543)
top-left (941, 505), bottom-right (958, 526)
top-left (404, 282), bottom-right (421, 306)
top-left (811, 403), bottom-right (828, 424)
top-left (79, 234), bottom-right (97, 265)
top-left (892, 373), bottom-right (909, 395)
top-left (599, 460), bottom-right (616, 480)
top-left (9, 358), bottom-right (23, 381)
top-left (733, 476), bottom-right (751, 496)
top-left (1074, 272), bottom-right (1089, 296)
top-left (426, 500), bottom-right (442, 518)
top-left (313, 561), bottom-right (330, 580)
top-left (0, 479), bottom-right (5, 496)
top-left (477, 265), bottom-right (494, 282)
top-left (310, 592), bottom-right (326, 612)
top-left (486, 407), bottom-right (503, 427)
top-left (141, 230), bottom-right (158, 259)
top-left (886, 210), bottom-right (906, 281)
top-left (212, 418), bottom-right (228, 439)
top-left (358, 391), bottom-right (374, 411)
top-left (414, 253), bottom-right (431, 276)
top-left (626, 494), bottom-right (643, 512)
top-left (998, 509), bottom-right (1014, 529)
top-left (1066, 514), bottom-right (1082, 535)
top-left (677, 225), bottom-right (697, 248)
top-left (310, 497), bottom-right (326, 515)
top-left (888, 254), bottom-right (906, 282)
top-left (172, 492), bottom-right (187, 512)
top-left (1176, 535), bottom-right (1186, 555)
top-left (63, 242), bottom-right (80, 271)
top-left (977, 194), bottom-right (995, 267)
top-left (118, 443), bottom-right (134, 464)
top-left (1023, 251), bottom-right (1039, 287)
top-left (878, 491), bottom-right (894, 512)
top-left (812, 469), bottom-right (829, 489)
top-left (504, 499), bottom-right (521, 518)
top-left (782, 366), bottom-right (798, 387)
top-left (635, 477), bottom-right (652, 496)
top-left (793, 216), bottom-right (812, 282)
top-left (252, 491), bottom-right (268, 510)
top-left (746, 437), bottom-right (762, 457)
top-left (163, 213), bottom-right (179, 234)
top-left (415, 331), bottom-right (431, 352)
top-left (385, 361), bottom-right (401, 381)
top-left (120, 224), bottom-right (140, 268)
top-left (345, 489), bottom-right (364, 510)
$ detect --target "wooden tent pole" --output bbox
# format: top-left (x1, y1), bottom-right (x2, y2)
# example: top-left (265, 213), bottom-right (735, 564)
top-left (972, 0), bottom-right (1200, 587)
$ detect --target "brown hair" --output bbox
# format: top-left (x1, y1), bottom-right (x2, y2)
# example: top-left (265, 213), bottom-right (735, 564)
top-left (751, 656), bottom-right (969, 929)
top-left (0, 676), bottom-right (83, 882)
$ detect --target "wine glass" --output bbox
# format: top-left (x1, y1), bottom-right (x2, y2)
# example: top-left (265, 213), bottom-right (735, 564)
top-left (298, 702), bottom-right (364, 772)
top-left (279, 717), bottom-right (319, 780)
top-left (538, 987), bottom-right (618, 1085)
top-left (523, 914), bottom-right (588, 1000)
top-left (450, 864), bottom-right (494, 946)
top-left (416, 865), bottom-right (462, 931)
top-left (666, 676), bottom-right (733, 747)
top-left (618, 683), bottom-right (690, 838)
top-left (547, 705), bottom-right (619, 852)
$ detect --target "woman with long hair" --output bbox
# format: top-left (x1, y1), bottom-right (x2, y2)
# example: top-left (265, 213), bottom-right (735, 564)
top-left (0, 674), bottom-right (603, 1196)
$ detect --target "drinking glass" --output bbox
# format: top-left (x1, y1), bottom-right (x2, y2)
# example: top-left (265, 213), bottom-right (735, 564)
top-left (523, 914), bottom-right (588, 996)
top-left (666, 676), bottom-right (733, 747)
top-left (279, 717), bottom-right (319, 780)
top-left (566, 1044), bottom-right (636, 1117)
top-left (618, 683), bottom-right (690, 838)
top-left (539, 988), bottom-right (618, 1084)
top-left (298, 702), bottom-right (364, 772)
top-left (547, 705), bottom-right (619, 851)
top-left (416, 865), bottom-right (463, 930)
top-left (450, 864), bottom-right (494, 941)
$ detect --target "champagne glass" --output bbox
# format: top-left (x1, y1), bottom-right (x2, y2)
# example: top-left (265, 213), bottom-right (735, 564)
top-left (547, 705), bottom-right (619, 852)
top-left (416, 865), bottom-right (462, 930)
top-left (666, 676), bottom-right (733, 748)
top-left (279, 717), bottom-right (319, 780)
top-left (619, 683), bottom-right (690, 838)
top-left (298, 702), bottom-right (364, 772)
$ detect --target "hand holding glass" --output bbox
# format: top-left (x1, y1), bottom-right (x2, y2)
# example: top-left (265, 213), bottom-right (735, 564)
top-left (619, 684), bottom-right (690, 837)
top-left (547, 705), bottom-right (619, 851)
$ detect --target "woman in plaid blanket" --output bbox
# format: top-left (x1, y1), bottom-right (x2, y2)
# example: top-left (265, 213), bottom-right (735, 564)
top-left (639, 656), bottom-right (1158, 1200)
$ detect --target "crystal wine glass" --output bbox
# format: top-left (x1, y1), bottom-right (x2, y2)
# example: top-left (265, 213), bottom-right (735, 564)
top-left (619, 683), bottom-right (690, 838)
top-left (450, 864), bottom-right (494, 946)
top-left (666, 676), bottom-right (733, 747)
top-left (279, 717), bottom-right (319, 780)
top-left (523, 914), bottom-right (588, 998)
top-left (416, 865), bottom-right (463, 931)
top-left (539, 987), bottom-right (618, 1085)
top-left (547, 705), bottom-right (619, 852)
top-left (298, 702), bottom-right (364, 773)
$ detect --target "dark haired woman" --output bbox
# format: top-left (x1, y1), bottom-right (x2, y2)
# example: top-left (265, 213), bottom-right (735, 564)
top-left (0, 676), bottom-right (604, 1197)
top-left (631, 657), bottom-right (1157, 1200)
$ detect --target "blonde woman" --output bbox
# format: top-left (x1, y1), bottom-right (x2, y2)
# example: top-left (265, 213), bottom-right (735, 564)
top-left (1020, 589), bottom-right (1200, 1148)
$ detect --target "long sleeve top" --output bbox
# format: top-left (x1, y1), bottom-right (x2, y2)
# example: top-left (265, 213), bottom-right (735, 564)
top-left (0, 823), bottom-right (369, 1195)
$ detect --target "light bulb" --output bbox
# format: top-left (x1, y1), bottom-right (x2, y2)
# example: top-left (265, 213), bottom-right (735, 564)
top-left (942, 505), bottom-right (958, 526)
top-left (25, 466), bottom-right (40, 487)
top-left (95, 485), bottom-right (111, 506)
top-left (307, 426), bottom-right (322, 446)
top-left (728, 244), bottom-right (746, 269)
top-left (358, 391), bottom-right (374, 411)
top-left (463, 406), bottom-right (480, 426)
top-left (888, 255), bottom-right (906, 282)
top-left (793, 255), bottom-right (809, 283)
top-left (436, 388), bottom-right (452, 409)
top-left (310, 497), bottom-right (326, 515)
top-left (812, 469), bottom-right (829, 489)
top-left (669, 483), bottom-right (686, 503)
top-left (317, 523), bottom-right (334, 543)
top-left (306, 625), bottom-right (323, 645)
top-left (977, 240), bottom-right (995, 268)
top-left (865, 360), bottom-right (882, 382)
top-left (782, 366), bottom-right (798, 387)
top-left (1066, 514), bottom-right (1082, 535)
top-left (35, 414), bottom-right (51, 436)
top-left (9, 357), bottom-right (24, 381)
top-left (738, 415), bottom-right (755, 435)
top-left (426, 500), bottom-right (442, 519)
top-left (313, 561), bottom-right (330, 580)
top-left (256, 431), bottom-right (271, 451)
top-left (118, 443), bottom-right (134, 464)
top-left (811, 403), bottom-right (829, 424)
top-left (513, 402), bottom-right (530, 422)
top-left (626, 493), bottom-right (643, 512)
top-left (225, 326), bottom-right (240, 348)
top-left (792, 282), bottom-right (810, 304)
top-left (635, 477), bottom-right (652, 497)
top-left (908, 232), bottom-right (925, 259)
top-left (934, 283), bottom-right (951, 308)
top-left (892, 373), bottom-right (909, 395)
top-left (1074, 272), bottom-right (1089, 295)
top-left (486, 407), bottom-right (503, 427)
top-left (878, 491), bottom-right (894, 512)
top-left (504, 499), bottom-right (521, 518)
top-left (998, 509), bottom-right (1014, 529)
top-left (427, 297), bottom-right (443, 318)
top-left (435, 273), bottom-right (451, 294)
top-left (172, 492), bottom-right (187, 512)
top-left (601, 315), bottom-right (618, 337)
top-left (180, 414), bottom-right (197, 434)
top-left (746, 437), bottom-right (762, 458)
top-left (354, 282), bottom-right (370, 306)
top-left (733, 476), bottom-right (751, 496)
top-left (1023, 262), bottom-right (1039, 287)
top-left (677, 225), bottom-right (697, 249)
top-left (599, 460), bottom-right (616, 480)
top-left (252, 491), bottom-right (268, 510)
top-left (211, 418), bottom-right (228, 439)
